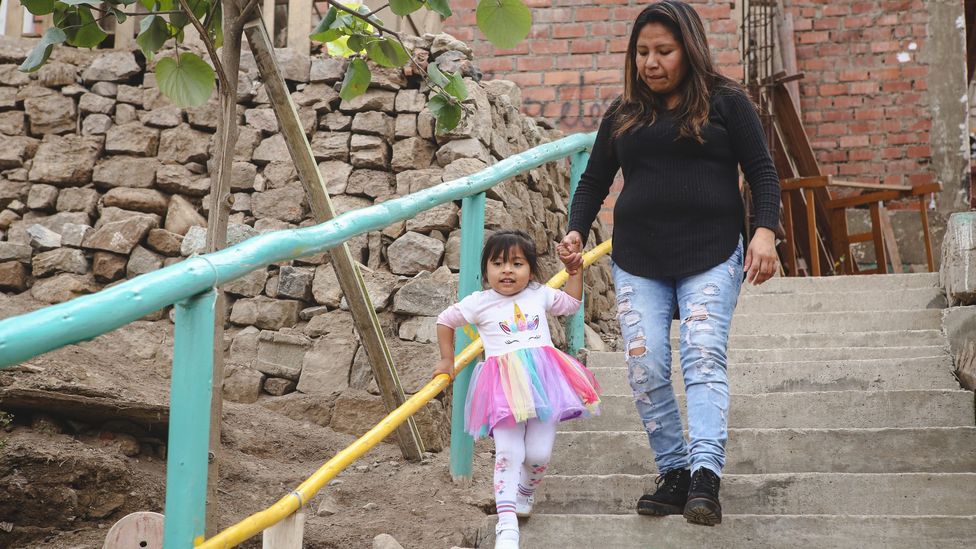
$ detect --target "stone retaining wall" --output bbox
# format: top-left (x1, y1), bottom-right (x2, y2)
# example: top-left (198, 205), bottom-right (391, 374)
top-left (0, 34), bottom-right (616, 448)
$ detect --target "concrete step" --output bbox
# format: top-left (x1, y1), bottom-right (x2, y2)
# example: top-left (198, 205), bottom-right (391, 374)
top-left (740, 273), bottom-right (939, 294)
top-left (531, 473), bottom-right (976, 516)
top-left (588, 357), bottom-right (958, 395)
top-left (673, 310), bottom-right (942, 337)
top-left (549, 428), bottom-right (976, 475)
top-left (559, 391), bottom-right (974, 431)
top-left (587, 347), bottom-right (950, 367)
top-left (717, 330), bottom-right (945, 350)
top-left (480, 514), bottom-right (976, 549)
top-left (734, 288), bottom-right (946, 313)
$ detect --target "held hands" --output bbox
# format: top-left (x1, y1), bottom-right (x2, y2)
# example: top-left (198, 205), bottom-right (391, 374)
top-left (744, 227), bottom-right (779, 285)
top-left (433, 357), bottom-right (455, 380)
top-left (557, 231), bottom-right (584, 275)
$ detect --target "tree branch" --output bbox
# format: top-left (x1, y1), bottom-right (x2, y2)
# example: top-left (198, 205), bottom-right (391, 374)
top-left (176, 0), bottom-right (229, 86)
top-left (321, 0), bottom-right (400, 38)
top-left (231, 0), bottom-right (260, 32)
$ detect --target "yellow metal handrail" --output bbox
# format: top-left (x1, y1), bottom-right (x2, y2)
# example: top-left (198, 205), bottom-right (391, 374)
top-left (197, 239), bottom-right (613, 548)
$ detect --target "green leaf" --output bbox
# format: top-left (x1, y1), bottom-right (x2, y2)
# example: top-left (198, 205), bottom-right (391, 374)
top-left (66, 6), bottom-right (108, 48)
top-left (425, 0), bottom-right (452, 17)
top-left (426, 61), bottom-right (449, 88)
top-left (137, 14), bottom-right (170, 60)
top-left (365, 37), bottom-right (409, 68)
top-left (346, 34), bottom-right (367, 53)
top-left (339, 57), bottom-right (371, 101)
top-left (155, 52), bottom-right (215, 107)
top-left (428, 94), bottom-right (462, 133)
top-left (389, 0), bottom-right (424, 16)
top-left (310, 7), bottom-right (340, 42)
top-left (203, 1), bottom-right (222, 48)
top-left (19, 27), bottom-right (66, 72)
top-left (169, 11), bottom-right (189, 32)
top-left (108, 6), bottom-right (127, 23)
top-left (22, 0), bottom-right (55, 15)
top-left (138, 0), bottom-right (155, 9)
top-left (445, 71), bottom-right (468, 101)
top-left (60, 0), bottom-right (103, 7)
top-left (476, 0), bottom-right (531, 49)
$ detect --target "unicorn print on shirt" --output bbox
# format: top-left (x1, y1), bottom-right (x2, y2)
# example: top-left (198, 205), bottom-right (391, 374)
top-left (499, 303), bottom-right (542, 345)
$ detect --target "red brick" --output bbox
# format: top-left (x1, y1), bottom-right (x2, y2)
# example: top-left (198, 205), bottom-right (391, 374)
top-left (517, 56), bottom-right (553, 71)
top-left (839, 70), bottom-right (869, 82)
top-left (531, 41), bottom-right (569, 55)
top-left (575, 7), bottom-right (610, 21)
top-left (553, 24), bottom-right (587, 39)
top-left (522, 87), bottom-right (557, 103)
top-left (882, 147), bottom-right (905, 159)
top-left (544, 71), bottom-right (582, 86)
top-left (814, 18), bottom-right (842, 30)
top-left (840, 135), bottom-right (870, 148)
top-left (848, 149), bottom-right (876, 161)
top-left (816, 123), bottom-right (848, 136)
top-left (506, 72), bottom-right (544, 87)
top-left (478, 57), bottom-right (514, 72)
top-left (609, 38), bottom-right (629, 53)
top-left (583, 70), bottom-right (621, 84)
top-left (798, 31), bottom-right (831, 44)
top-left (558, 85), bottom-right (596, 101)
top-left (819, 84), bottom-right (848, 96)
top-left (570, 39), bottom-right (606, 54)
top-left (907, 119), bottom-right (931, 132)
top-left (854, 108), bottom-right (884, 120)
top-left (902, 66), bottom-right (927, 79)
top-left (822, 150), bottom-right (849, 162)
top-left (612, 6), bottom-right (643, 21)
top-left (850, 82), bottom-right (878, 94)
top-left (824, 5), bottom-right (851, 16)
top-left (907, 146), bottom-right (931, 158)
top-left (908, 173), bottom-right (935, 186)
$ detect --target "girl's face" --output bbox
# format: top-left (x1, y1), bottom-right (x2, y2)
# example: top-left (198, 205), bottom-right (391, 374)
top-left (635, 22), bottom-right (687, 109)
top-left (485, 245), bottom-right (532, 296)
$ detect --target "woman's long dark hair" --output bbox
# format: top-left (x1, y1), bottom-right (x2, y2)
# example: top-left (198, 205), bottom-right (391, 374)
top-left (612, 0), bottom-right (744, 142)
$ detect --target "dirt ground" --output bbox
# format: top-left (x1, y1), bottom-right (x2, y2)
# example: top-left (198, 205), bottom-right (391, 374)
top-left (0, 291), bottom-right (497, 549)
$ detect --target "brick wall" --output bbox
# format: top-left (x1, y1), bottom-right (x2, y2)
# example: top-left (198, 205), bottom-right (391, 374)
top-left (444, 1), bottom-right (941, 225)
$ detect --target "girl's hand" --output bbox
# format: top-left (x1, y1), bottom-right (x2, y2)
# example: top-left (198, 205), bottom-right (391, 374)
top-left (744, 227), bottom-right (778, 285)
top-left (433, 357), bottom-right (455, 380)
top-left (558, 231), bottom-right (584, 275)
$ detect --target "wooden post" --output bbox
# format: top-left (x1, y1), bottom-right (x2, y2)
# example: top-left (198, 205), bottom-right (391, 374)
top-left (878, 206), bottom-right (903, 273)
top-left (286, 0), bottom-right (311, 54)
top-left (243, 17), bottom-right (424, 461)
top-left (449, 193), bottom-right (485, 481)
top-left (781, 192), bottom-right (798, 276)
top-left (804, 188), bottom-right (820, 276)
top-left (565, 151), bottom-right (588, 355)
top-left (4, 0), bottom-right (23, 37)
top-left (262, 512), bottom-right (304, 549)
top-left (918, 195), bottom-right (936, 272)
top-left (114, 11), bottom-right (135, 50)
top-left (164, 289), bottom-right (217, 549)
top-left (869, 202), bottom-right (887, 274)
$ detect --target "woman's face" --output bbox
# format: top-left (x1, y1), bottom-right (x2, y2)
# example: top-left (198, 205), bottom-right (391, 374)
top-left (635, 22), bottom-right (687, 108)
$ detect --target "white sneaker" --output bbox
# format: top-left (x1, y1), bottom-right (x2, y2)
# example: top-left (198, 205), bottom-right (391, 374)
top-left (515, 494), bottom-right (534, 518)
top-left (494, 522), bottom-right (520, 549)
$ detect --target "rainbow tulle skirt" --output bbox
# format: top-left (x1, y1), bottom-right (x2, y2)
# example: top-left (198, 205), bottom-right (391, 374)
top-left (463, 346), bottom-right (602, 439)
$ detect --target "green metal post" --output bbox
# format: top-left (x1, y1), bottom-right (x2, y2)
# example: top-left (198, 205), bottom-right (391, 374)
top-left (565, 151), bottom-right (590, 356)
top-left (163, 289), bottom-right (217, 549)
top-left (449, 192), bottom-right (486, 481)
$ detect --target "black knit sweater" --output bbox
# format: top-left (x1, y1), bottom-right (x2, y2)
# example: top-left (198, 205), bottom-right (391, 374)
top-left (568, 88), bottom-right (780, 279)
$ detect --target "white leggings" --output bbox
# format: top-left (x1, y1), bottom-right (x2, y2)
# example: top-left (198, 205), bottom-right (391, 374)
top-left (492, 418), bottom-right (559, 521)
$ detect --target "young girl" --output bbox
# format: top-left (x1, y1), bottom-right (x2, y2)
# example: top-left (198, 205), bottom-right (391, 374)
top-left (433, 229), bottom-right (602, 549)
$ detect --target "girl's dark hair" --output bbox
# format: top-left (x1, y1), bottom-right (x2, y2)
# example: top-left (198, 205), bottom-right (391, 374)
top-left (611, 0), bottom-right (744, 142)
top-left (481, 229), bottom-right (540, 282)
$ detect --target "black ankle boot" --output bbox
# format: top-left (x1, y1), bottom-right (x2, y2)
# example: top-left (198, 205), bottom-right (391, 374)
top-left (684, 467), bottom-right (722, 526)
top-left (637, 468), bottom-right (691, 516)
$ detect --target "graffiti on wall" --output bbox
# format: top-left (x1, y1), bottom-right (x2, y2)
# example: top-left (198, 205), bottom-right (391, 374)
top-left (482, 71), bottom-right (621, 131)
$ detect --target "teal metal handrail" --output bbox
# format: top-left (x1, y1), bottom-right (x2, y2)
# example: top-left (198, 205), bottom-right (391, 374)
top-left (0, 131), bottom-right (597, 548)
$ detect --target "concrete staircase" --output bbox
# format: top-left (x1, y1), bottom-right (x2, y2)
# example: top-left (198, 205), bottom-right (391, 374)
top-left (480, 273), bottom-right (976, 548)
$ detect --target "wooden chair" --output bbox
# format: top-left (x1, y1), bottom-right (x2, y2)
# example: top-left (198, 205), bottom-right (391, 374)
top-left (766, 77), bottom-right (941, 276)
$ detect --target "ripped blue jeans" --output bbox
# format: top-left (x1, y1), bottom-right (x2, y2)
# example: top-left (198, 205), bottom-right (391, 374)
top-left (612, 239), bottom-right (743, 477)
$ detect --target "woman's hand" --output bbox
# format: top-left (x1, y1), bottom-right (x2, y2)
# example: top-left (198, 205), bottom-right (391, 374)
top-left (744, 227), bottom-right (778, 285)
top-left (433, 357), bottom-right (455, 380)
top-left (558, 231), bottom-right (584, 275)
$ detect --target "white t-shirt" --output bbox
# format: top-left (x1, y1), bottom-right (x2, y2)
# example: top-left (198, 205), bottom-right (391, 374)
top-left (437, 283), bottom-right (582, 358)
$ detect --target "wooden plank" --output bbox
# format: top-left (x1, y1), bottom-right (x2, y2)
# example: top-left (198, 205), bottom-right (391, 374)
top-left (825, 190), bottom-right (904, 210)
top-left (848, 232), bottom-right (874, 244)
top-left (781, 192), bottom-right (798, 276)
top-left (4, 0), bottom-right (24, 37)
top-left (243, 17), bottom-right (424, 461)
top-left (828, 208), bottom-right (855, 274)
top-left (263, 0), bottom-right (276, 39)
top-left (804, 188), bottom-right (820, 276)
top-left (286, 0), bottom-right (311, 53)
top-left (776, 11), bottom-right (801, 119)
top-left (830, 179), bottom-right (912, 192)
top-left (0, 387), bottom-right (168, 431)
top-left (878, 205), bottom-right (903, 273)
top-left (114, 11), bottom-right (136, 50)
top-left (918, 195), bottom-right (935, 272)
top-left (782, 175), bottom-right (829, 190)
top-left (869, 202), bottom-right (887, 274)
top-left (262, 511), bottom-right (304, 549)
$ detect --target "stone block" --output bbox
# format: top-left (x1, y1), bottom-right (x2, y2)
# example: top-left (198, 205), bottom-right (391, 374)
top-left (245, 108), bottom-right (278, 134)
top-left (942, 212), bottom-right (976, 305)
top-left (310, 57), bottom-right (347, 84)
top-left (263, 378), bottom-right (297, 396)
top-left (318, 161), bottom-right (354, 195)
top-left (27, 224), bottom-right (62, 251)
top-left (127, 245), bottom-right (163, 277)
top-left (60, 223), bottom-right (92, 248)
top-left (159, 124), bottom-right (210, 163)
top-left (296, 335), bottom-right (357, 396)
top-left (145, 228), bottom-right (184, 256)
top-left (392, 268), bottom-right (458, 316)
top-left (95, 207), bottom-right (160, 229)
top-left (92, 251), bottom-right (128, 282)
top-left (435, 138), bottom-right (490, 166)
top-left (26, 184), bottom-right (59, 211)
top-left (223, 363), bottom-right (265, 404)
top-left (303, 309), bottom-right (356, 338)
top-left (258, 392), bottom-right (333, 427)
top-left (391, 137), bottom-right (436, 173)
top-left (346, 169), bottom-right (394, 199)
top-left (395, 168), bottom-right (444, 195)
top-left (394, 90), bottom-right (426, 113)
top-left (311, 131), bottom-right (350, 162)
top-left (0, 261), bottom-right (28, 292)
top-left (312, 264), bottom-right (342, 308)
top-left (36, 61), bottom-right (78, 87)
top-left (156, 164), bottom-right (209, 196)
top-left (255, 330), bottom-right (312, 381)
top-left (105, 122), bottom-right (160, 156)
top-left (82, 217), bottom-right (155, 254)
top-left (229, 296), bottom-right (301, 330)
top-left (398, 316), bottom-right (438, 344)
top-left (251, 183), bottom-right (308, 223)
top-left (405, 202), bottom-right (458, 233)
top-left (81, 114), bottom-right (113, 136)
top-left (24, 93), bottom-right (75, 135)
top-left (339, 89), bottom-right (396, 113)
top-left (81, 51), bottom-right (141, 82)
top-left (140, 106), bottom-right (183, 128)
top-left (224, 267), bottom-right (269, 297)
top-left (79, 92), bottom-right (115, 115)
top-left (103, 187), bottom-right (169, 216)
top-left (330, 387), bottom-right (448, 451)
top-left (277, 266), bottom-right (314, 301)
top-left (387, 231), bottom-right (444, 275)
top-left (0, 242), bottom-right (33, 263)
top-left (394, 115), bottom-right (418, 140)
top-left (30, 273), bottom-right (99, 303)
top-left (253, 134), bottom-right (289, 164)
top-left (352, 111), bottom-right (394, 139)
top-left (230, 162), bottom-right (259, 191)
top-left (29, 135), bottom-right (103, 186)
top-left (321, 112), bottom-right (352, 131)
top-left (56, 187), bottom-right (100, 214)
top-left (32, 248), bottom-right (88, 277)
top-left (92, 156), bottom-right (159, 189)
top-left (165, 195), bottom-right (206, 237)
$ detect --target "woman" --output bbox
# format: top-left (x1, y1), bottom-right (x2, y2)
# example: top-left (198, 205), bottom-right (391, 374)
top-left (559, 0), bottom-right (780, 527)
